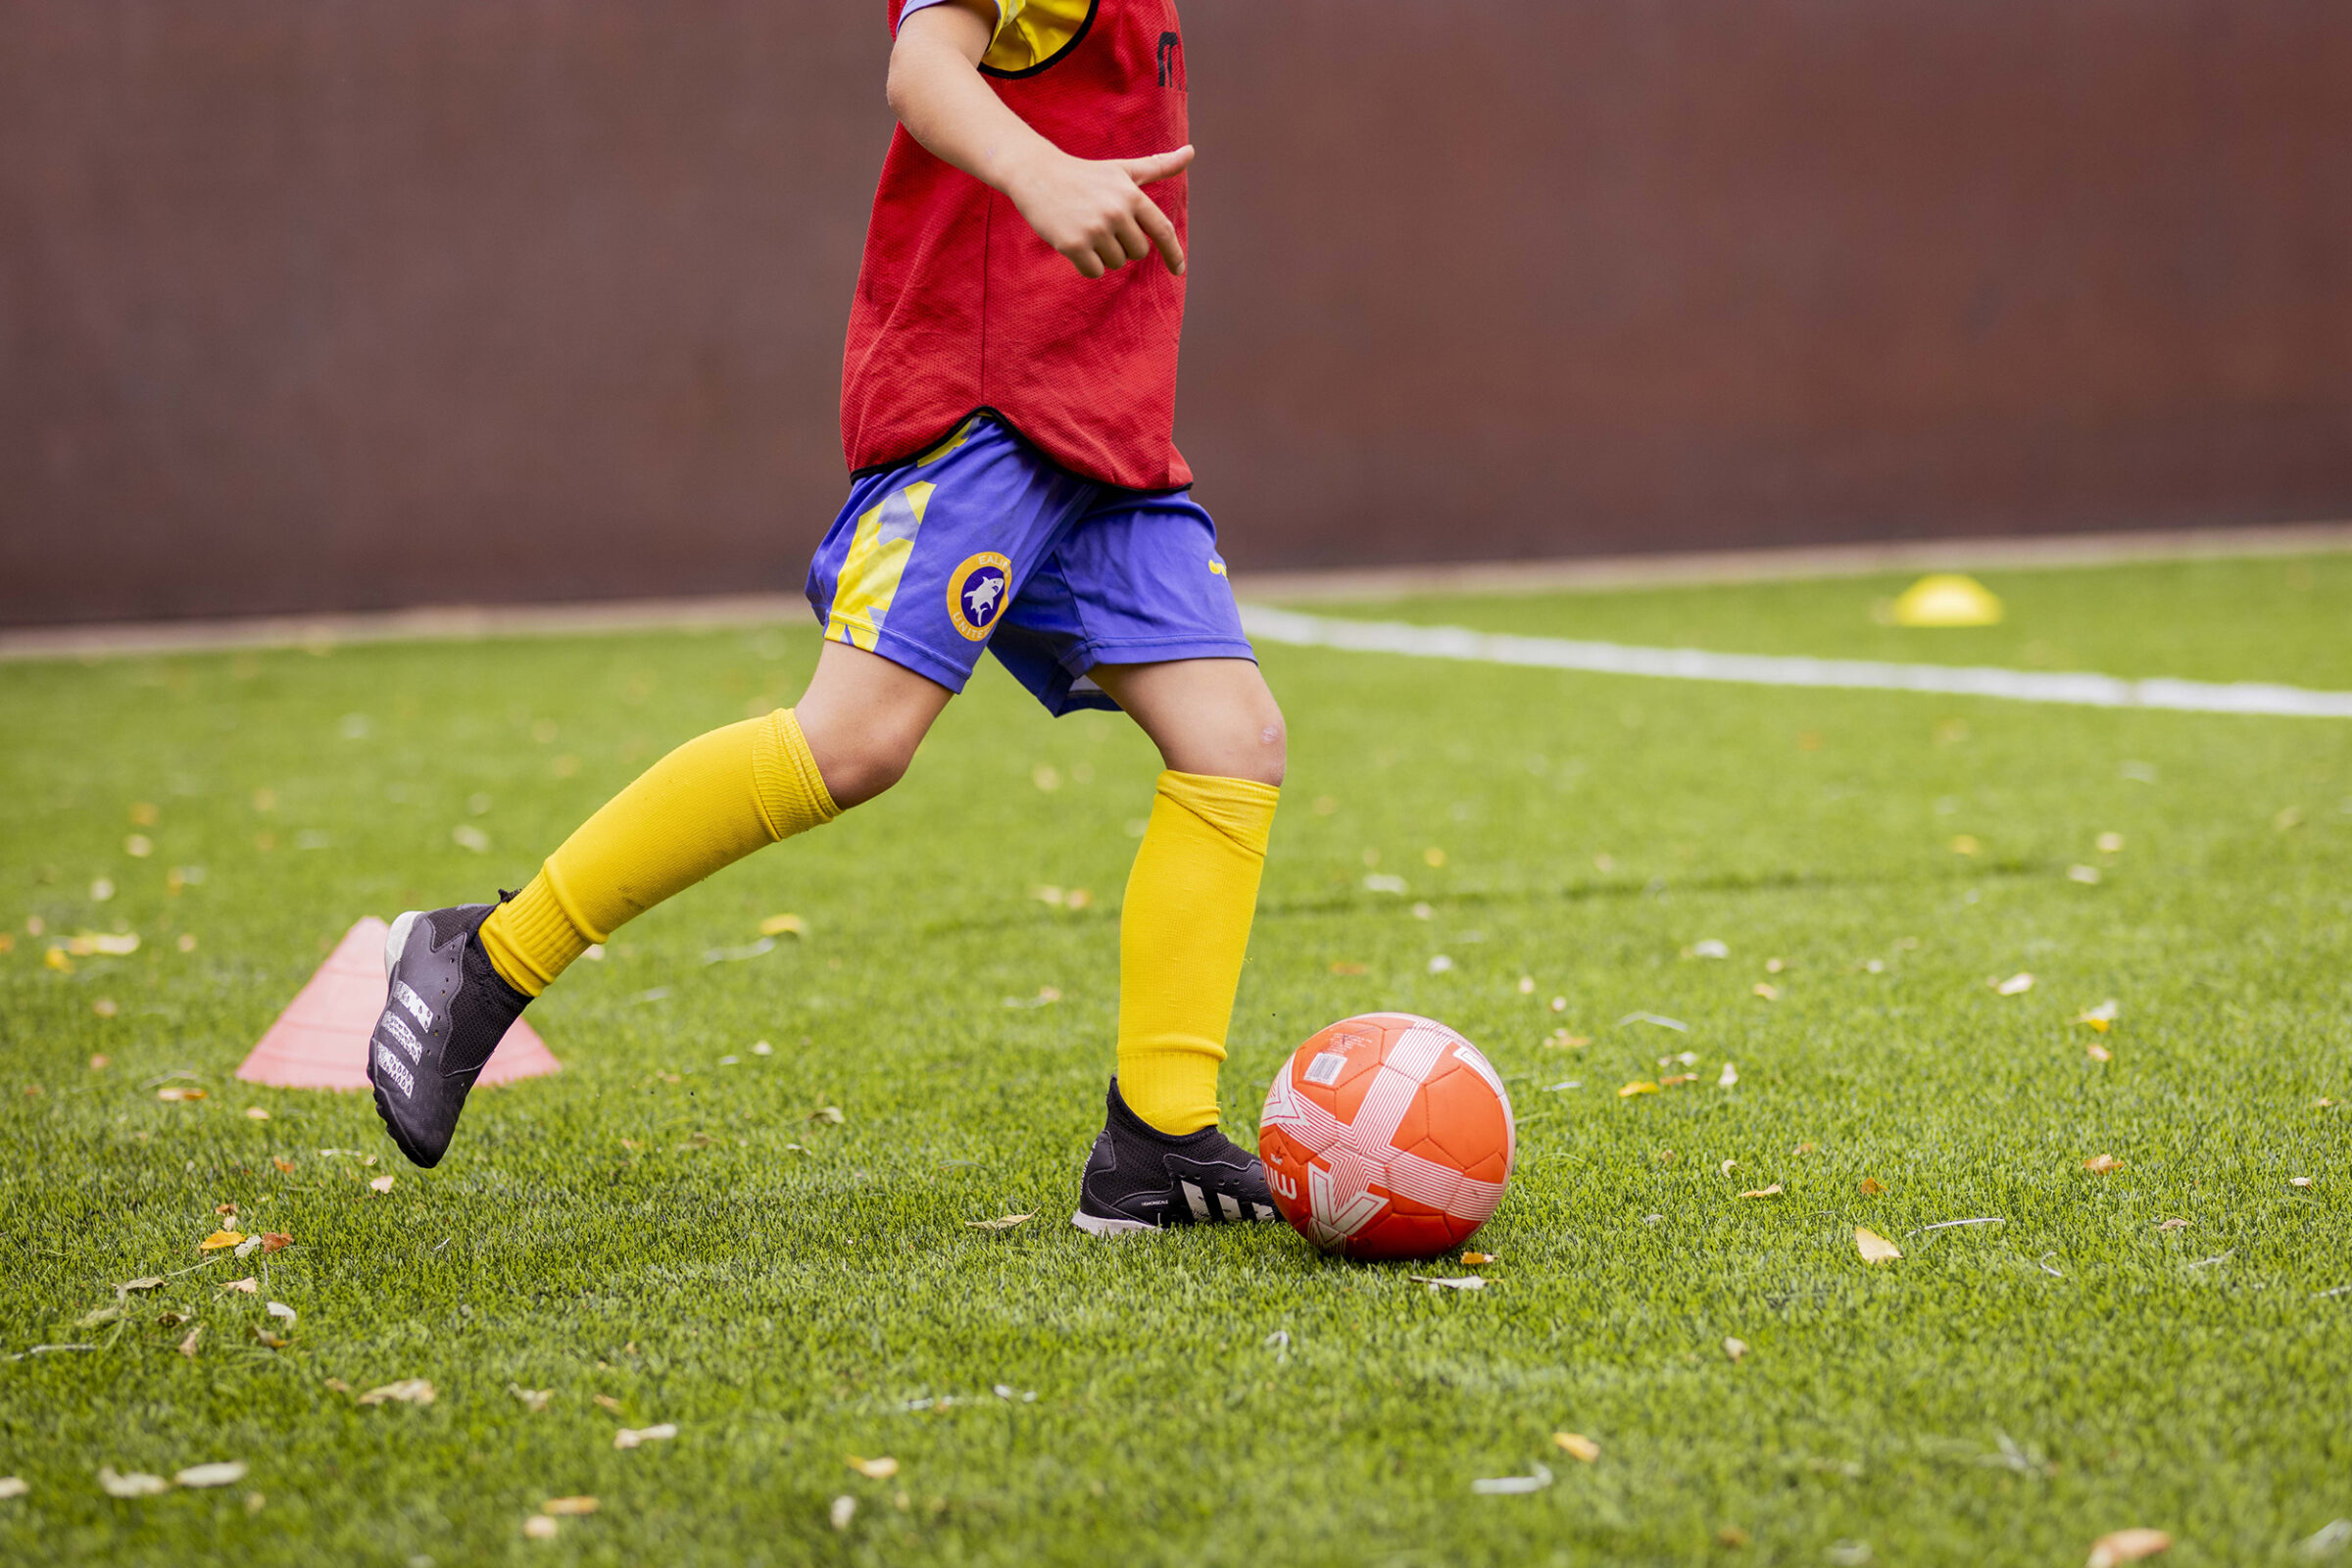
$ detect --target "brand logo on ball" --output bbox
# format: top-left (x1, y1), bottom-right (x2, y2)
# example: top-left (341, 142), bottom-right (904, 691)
top-left (946, 553), bottom-right (1012, 642)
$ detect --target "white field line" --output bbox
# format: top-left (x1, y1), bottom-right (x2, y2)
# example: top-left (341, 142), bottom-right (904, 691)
top-left (1239, 605), bottom-right (2352, 720)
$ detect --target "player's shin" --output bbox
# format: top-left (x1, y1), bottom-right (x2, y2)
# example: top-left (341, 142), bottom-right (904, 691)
top-left (478, 707), bottom-right (839, 995)
top-left (1114, 769), bottom-right (1280, 1136)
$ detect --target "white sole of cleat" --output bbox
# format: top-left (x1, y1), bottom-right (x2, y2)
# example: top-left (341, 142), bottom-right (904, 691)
top-left (382, 910), bottom-right (420, 978)
top-left (1069, 1211), bottom-right (1155, 1238)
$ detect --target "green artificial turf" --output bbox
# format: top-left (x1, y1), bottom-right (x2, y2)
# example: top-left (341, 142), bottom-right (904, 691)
top-left (2, 554), bottom-right (2348, 1567)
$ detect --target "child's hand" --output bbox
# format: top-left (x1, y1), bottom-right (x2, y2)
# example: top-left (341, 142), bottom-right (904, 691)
top-left (1007, 146), bottom-right (1192, 280)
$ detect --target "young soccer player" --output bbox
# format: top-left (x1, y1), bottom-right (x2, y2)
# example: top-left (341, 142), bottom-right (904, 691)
top-left (367, 0), bottom-right (1286, 1234)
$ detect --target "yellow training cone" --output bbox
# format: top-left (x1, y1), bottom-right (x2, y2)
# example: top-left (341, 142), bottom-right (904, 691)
top-left (1887, 573), bottom-right (2003, 627)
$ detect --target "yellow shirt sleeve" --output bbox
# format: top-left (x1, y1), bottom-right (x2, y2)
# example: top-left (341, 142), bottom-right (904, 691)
top-left (980, 0), bottom-right (1095, 74)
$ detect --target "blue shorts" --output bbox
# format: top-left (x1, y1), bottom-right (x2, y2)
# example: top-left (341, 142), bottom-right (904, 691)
top-left (806, 415), bottom-right (1254, 715)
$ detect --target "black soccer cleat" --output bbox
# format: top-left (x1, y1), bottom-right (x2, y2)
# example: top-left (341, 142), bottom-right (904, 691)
top-left (1071, 1076), bottom-right (1281, 1237)
top-left (367, 902), bottom-right (531, 1169)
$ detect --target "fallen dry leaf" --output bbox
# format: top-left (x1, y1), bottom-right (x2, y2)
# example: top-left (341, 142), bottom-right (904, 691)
top-left (260, 1233), bottom-right (292, 1253)
top-left (612, 1423), bottom-right (677, 1449)
top-left (1470, 1462), bottom-right (1553, 1495)
top-left (173, 1462), bottom-right (248, 1489)
top-left (1618, 1081), bottom-right (1660, 1098)
top-left (266, 1301), bottom-right (295, 1322)
top-left (234, 1235), bottom-right (262, 1258)
top-left (1718, 1060), bottom-right (1739, 1088)
top-left (759, 912), bottom-right (807, 938)
top-left (2289, 1176), bottom-right (2314, 1189)
top-left (76, 1305), bottom-right (122, 1329)
top-left (221, 1277), bottom-right (257, 1295)
top-left (1793, 1142), bottom-right (1818, 1156)
top-left (1460, 1252), bottom-right (1495, 1266)
top-left (2075, 1000), bottom-right (2120, 1032)
top-left (0, 1478), bottom-right (25, 1500)
top-left (98, 1467), bottom-right (171, 1498)
top-left (1720, 1159), bottom-right (1738, 1177)
top-left (541, 1495), bottom-right (599, 1516)
top-left (1752, 982), bottom-right (1780, 1002)
top-left (2084, 1154), bottom-right (2123, 1174)
top-left (245, 1106), bottom-right (270, 1121)
top-left (2155, 1218), bottom-right (2190, 1231)
top-left (966, 1213), bottom-right (1034, 1231)
top-left (808, 1105), bottom-right (845, 1125)
top-left (271, 1157), bottom-right (296, 1173)
top-left (323, 1379), bottom-right (350, 1395)
top-left (1659, 1073), bottom-right (1697, 1088)
top-left (1859, 1177), bottom-right (1886, 1196)
top-left (116, 1276), bottom-right (164, 1296)
top-left (357, 1380), bottom-right (436, 1406)
top-left (1951, 834), bottom-right (1980, 856)
top-left (1329, 960), bottom-right (1368, 976)
top-left (523, 1514), bottom-right (559, 1540)
top-left (1409, 1275), bottom-right (1488, 1292)
top-left (2086, 1043), bottom-right (2113, 1062)
top-left (1738, 1185), bottom-right (1784, 1200)
top-left (1552, 1433), bottom-right (1599, 1463)
top-left (1855, 1226), bottom-right (1902, 1264)
top-left (177, 1326), bottom-right (203, 1357)
top-left (510, 1386), bottom-right (554, 1412)
top-left (1542, 1029), bottom-right (1590, 1050)
top-left (830, 1494), bottom-right (857, 1530)
top-left (368, 1175), bottom-right (396, 1194)
top-left (2085, 1528), bottom-right (2173, 1567)
top-left (847, 1455), bottom-right (899, 1480)
top-left (1724, 1337), bottom-right (1749, 1363)
top-left (1994, 972), bottom-right (2035, 996)
top-left (1719, 1527), bottom-right (1752, 1547)
top-left (157, 1087), bottom-right (207, 1102)
top-left (593, 1394), bottom-right (623, 1413)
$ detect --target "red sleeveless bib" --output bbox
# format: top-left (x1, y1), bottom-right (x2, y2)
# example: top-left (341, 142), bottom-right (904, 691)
top-left (841, 0), bottom-right (1192, 491)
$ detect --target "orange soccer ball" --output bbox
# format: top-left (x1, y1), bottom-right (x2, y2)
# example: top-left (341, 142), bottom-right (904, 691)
top-left (1257, 1012), bottom-right (1515, 1260)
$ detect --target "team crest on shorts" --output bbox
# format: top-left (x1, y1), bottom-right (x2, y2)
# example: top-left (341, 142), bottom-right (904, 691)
top-left (946, 553), bottom-right (1012, 642)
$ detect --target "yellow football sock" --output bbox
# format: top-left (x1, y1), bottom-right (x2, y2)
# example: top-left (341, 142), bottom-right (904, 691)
top-left (1116, 769), bottom-right (1280, 1135)
top-left (478, 708), bottom-right (838, 996)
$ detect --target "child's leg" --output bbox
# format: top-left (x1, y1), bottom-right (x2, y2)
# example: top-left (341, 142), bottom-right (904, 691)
top-left (479, 641), bottom-right (952, 995)
top-left (1087, 658), bottom-right (1285, 1136)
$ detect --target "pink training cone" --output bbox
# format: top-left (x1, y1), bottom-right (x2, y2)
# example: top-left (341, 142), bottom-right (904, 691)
top-left (236, 916), bottom-right (560, 1090)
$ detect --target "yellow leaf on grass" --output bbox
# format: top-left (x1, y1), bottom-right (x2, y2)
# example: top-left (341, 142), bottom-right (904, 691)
top-left (221, 1277), bottom-right (258, 1295)
top-left (1460, 1252), bottom-right (1495, 1266)
top-left (1618, 1081), bottom-right (1659, 1098)
top-left (368, 1175), bottom-right (396, 1193)
top-left (1551, 1433), bottom-right (1599, 1463)
top-left (1738, 1185), bottom-right (1784, 1200)
top-left (847, 1455), bottom-right (899, 1480)
top-left (199, 1231), bottom-right (244, 1251)
top-left (2075, 1000), bottom-right (2120, 1031)
top-left (1859, 1177), bottom-right (1886, 1196)
top-left (1855, 1226), bottom-right (1902, 1264)
top-left (2085, 1528), bottom-right (2173, 1567)
top-left (542, 1495), bottom-right (599, 1516)
top-left (357, 1380), bottom-right (436, 1406)
top-left (2083, 1154), bottom-right (2122, 1174)
top-left (271, 1157), bottom-right (296, 1172)
top-left (759, 913), bottom-right (807, 938)
top-left (612, 1424), bottom-right (677, 1449)
top-left (1752, 982), bottom-right (1780, 1001)
top-left (158, 1087), bottom-right (206, 1102)
top-left (523, 1515), bottom-right (559, 1540)
top-left (1329, 961), bottom-right (1368, 976)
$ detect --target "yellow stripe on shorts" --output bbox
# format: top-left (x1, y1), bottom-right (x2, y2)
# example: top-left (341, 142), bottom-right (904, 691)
top-left (825, 481), bottom-right (935, 651)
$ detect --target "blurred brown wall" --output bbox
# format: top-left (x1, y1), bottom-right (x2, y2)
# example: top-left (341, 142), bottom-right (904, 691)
top-left (4, 1), bottom-right (2349, 625)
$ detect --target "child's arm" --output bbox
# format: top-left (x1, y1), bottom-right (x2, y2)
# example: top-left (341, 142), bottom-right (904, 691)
top-left (886, 0), bottom-right (1191, 279)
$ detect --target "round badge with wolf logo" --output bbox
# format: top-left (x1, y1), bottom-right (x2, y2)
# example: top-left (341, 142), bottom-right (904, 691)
top-left (947, 553), bottom-right (1012, 642)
